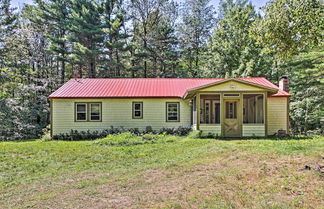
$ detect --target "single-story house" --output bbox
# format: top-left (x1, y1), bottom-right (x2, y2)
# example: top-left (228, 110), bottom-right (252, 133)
top-left (49, 76), bottom-right (291, 137)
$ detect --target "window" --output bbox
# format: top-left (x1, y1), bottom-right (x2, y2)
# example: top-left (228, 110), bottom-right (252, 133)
top-left (90, 103), bottom-right (101, 121)
top-left (76, 103), bottom-right (87, 121)
top-left (224, 94), bottom-right (240, 97)
top-left (225, 101), bottom-right (237, 119)
top-left (243, 94), bottom-right (264, 123)
top-left (132, 102), bottom-right (143, 119)
top-left (166, 102), bottom-right (179, 122)
top-left (75, 102), bottom-right (101, 122)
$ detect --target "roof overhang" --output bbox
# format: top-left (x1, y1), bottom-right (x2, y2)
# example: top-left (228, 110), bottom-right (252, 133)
top-left (183, 78), bottom-right (279, 99)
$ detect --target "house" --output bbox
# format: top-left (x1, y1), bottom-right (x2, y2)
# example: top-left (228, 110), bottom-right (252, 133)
top-left (49, 76), bottom-right (291, 137)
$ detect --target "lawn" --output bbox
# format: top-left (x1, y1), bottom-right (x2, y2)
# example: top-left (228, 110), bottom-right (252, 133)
top-left (0, 135), bottom-right (323, 209)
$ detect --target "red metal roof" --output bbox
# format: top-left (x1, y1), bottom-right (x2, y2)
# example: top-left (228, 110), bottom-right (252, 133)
top-left (49, 77), bottom-right (291, 99)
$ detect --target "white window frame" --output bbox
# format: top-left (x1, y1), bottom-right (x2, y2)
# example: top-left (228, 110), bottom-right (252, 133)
top-left (166, 102), bottom-right (180, 122)
top-left (75, 103), bottom-right (87, 121)
top-left (132, 102), bottom-right (143, 119)
top-left (89, 103), bottom-right (101, 121)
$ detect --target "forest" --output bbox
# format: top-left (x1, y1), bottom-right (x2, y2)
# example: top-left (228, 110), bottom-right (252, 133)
top-left (0, 0), bottom-right (323, 140)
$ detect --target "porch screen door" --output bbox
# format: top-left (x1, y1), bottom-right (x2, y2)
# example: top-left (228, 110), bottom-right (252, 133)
top-left (224, 100), bottom-right (240, 137)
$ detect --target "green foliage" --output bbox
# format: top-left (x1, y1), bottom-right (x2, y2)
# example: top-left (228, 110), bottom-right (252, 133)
top-left (178, 0), bottom-right (215, 77)
top-left (204, 0), bottom-right (273, 78)
top-left (0, 0), bottom-right (17, 65)
top-left (284, 47), bottom-right (324, 135)
top-left (253, 0), bottom-right (323, 60)
top-left (51, 126), bottom-right (191, 141)
top-left (93, 132), bottom-right (174, 146)
top-left (130, 0), bottom-right (180, 77)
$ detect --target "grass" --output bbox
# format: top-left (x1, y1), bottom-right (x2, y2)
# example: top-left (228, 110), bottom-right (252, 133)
top-left (0, 135), bottom-right (323, 209)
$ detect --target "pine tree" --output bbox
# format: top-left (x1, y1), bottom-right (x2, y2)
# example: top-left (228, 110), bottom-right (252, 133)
top-left (0, 0), bottom-right (17, 67)
top-left (100, 0), bottom-right (129, 77)
top-left (178, 0), bottom-right (215, 77)
top-left (34, 0), bottom-right (70, 84)
top-left (69, 0), bottom-right (105, 78)
top-left (130, 0), bottom-right (178, 78)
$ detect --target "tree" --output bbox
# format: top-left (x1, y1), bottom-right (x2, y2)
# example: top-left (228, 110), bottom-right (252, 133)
top-left (0, 0), bottom-right (17, 66)
top-left (130, 0), bottom-right (179, 77)
top-left (68, 0), bottom-right (105, 78)
top-left (285, 47), bottom-right (324, 135)
top-left (204, 0), bottom-right (272, 78)
top-left (253, 0), bottom-right (323, 60)
top-left (34, 0), bottom-right (70, 84)
top-left (178, 0), bottom-right (215, 77)
top-left (100, 0), bottom-right (129, 77)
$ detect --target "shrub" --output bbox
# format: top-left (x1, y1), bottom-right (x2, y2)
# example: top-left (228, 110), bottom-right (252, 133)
top-left (93, 132), bottom-right (173, 146)
top-left (52, 126), bottom-right (192, 141)
top-left (93, 133), bottom-right (145, 146)
top-left (158, 126), bottom-right (191, 136)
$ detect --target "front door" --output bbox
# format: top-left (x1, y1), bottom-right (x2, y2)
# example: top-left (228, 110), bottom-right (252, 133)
top-left (224, 100), bottom-right (241, 137)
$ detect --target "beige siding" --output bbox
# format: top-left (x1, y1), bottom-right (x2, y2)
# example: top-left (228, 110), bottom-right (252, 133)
top-left (267, 97), bottom-right (288, 135)
top-left (242, 125), bottom-right (265, 136)
top-left (201, 81), bottom-right (263, 92)
top-left (52, 98), bottom-right (191, 135)
top-left (199, 124), bottom-right (221, 135)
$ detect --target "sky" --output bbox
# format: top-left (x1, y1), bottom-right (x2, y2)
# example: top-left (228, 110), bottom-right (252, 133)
top-left (11, 0), bottom-right (268, 11)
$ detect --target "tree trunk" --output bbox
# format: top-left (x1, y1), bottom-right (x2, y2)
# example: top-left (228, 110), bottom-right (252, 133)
top-left (115, 49), bottom-right (120, 77)
top-left (61, 60), bottom-right (65, 84)
top-left (143, 22), bottom-right (147, 78)
top-left (153, 57), bottom-right (157, 77)
top-left (89, 59), bottom-right (96, 78)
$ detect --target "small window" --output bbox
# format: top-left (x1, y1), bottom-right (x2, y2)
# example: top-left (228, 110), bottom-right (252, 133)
top-left (225, 101), bottom-right (237, 119)
top-left (76, 103), bottom-right (87, 121)
top-left (132, 102), bottom-right (143, 119)
top-left (90, 103), bottom-right (101, 121)
top-left (166, 102), bottom-right (179, 122)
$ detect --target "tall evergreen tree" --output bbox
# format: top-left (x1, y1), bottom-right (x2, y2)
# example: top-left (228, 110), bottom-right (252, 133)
top-left (0, 0), bottom-right (17, 67)
top-left (69, 0), bottom-right (105, 78)
top-left (130, 0), bottom-right (178, 77)
top-left (34, 0), bottom-right (70, 84)
top-left (100, 0), bottom-right (129, 77)
top-left (178, 0), bottom-right (215, 77)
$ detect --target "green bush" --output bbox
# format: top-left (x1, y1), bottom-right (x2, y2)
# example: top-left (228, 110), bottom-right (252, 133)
top-left (93, 132), bottom-right (176, 146)
top-left (52, 126), bottom-right (191, 141)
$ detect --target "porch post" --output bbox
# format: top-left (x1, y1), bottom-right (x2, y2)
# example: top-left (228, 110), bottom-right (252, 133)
top-left (196, 93), bottom-right (200, 130)
top-left (265, 92), bottom-right (268, 136)
top-left (239, 93), bottom-right (243, 137)
top-left (220, 93), bottom-right (224, 137)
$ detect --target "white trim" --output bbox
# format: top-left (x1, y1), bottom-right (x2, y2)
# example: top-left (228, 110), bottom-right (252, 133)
top-left (76, 103), bottom-right (87, 121)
